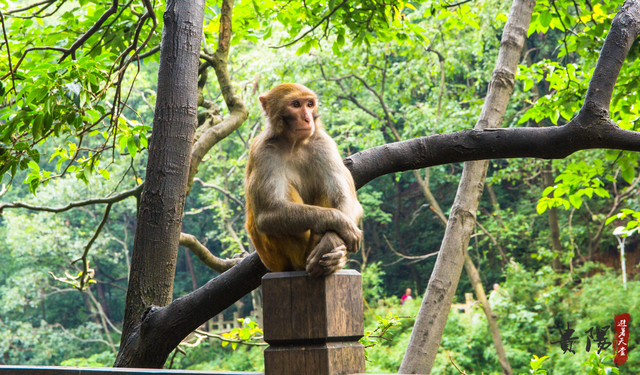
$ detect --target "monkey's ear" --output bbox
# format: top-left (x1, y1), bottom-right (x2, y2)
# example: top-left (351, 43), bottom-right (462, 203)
top-left (258, 95), bottom-right (269, 114)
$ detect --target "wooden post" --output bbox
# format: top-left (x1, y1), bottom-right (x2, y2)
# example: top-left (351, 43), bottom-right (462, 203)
top-left (262, 270), bottom-right (365, 375)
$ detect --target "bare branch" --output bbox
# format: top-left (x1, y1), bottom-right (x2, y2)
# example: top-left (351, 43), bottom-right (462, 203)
top-left (193, 177), bottom-right (245, 208)
top-left (72, 203), bottom-right (112, 291)
top-left (187, 0), bottom-right (248, 194)
top-left (346, 121), bottom-right (640, 190)
top-left (0, 183), bottom-right (143, 214)
top-left (179, 233), bottom-right (243, 273)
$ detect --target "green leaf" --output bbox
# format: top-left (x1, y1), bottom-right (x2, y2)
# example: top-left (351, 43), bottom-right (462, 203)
top-left (536, 199), bottom-right (548, 214)
top-left (33, 113), bottom-right (44, 140)
top-left (27, 160), bottom-right (40, 172)
top-left (569, 194), bottom-right (582, 209)
top-left (127, 137), bottom-right (138, 159)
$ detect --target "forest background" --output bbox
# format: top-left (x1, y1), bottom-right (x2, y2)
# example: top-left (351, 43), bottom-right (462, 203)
top-left (0, 0), bottom-right (638, 374)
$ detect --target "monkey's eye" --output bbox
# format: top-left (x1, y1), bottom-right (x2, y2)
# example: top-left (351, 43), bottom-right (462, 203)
top-left (307, 100), bottom-right (315, 107)
top-left (292, 100), bottom-right (301, 108)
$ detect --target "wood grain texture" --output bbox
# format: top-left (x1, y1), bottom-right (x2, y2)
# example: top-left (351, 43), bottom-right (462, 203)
top-left (265, 342), bottom-right (365, 375)
top-left (263, 270), bottom-right (363, 343)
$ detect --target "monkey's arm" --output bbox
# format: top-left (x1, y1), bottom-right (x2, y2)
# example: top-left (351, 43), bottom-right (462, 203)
top-left (254, 200), bottom-right (360, 252)
top-left (247, 153), bottom-right (361, 252)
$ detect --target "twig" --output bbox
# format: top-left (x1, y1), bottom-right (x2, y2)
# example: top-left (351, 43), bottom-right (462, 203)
top-left (72, 203), bottom-right (112, 290)
top-left (59, 0), bottom-right (119, 62)
top-left (0, 47), bottom-right (67, 80)
top-left (0, 183), bottom-right (143, 214)
top-left (383, 234), bottom-right (439, 261)
top-left (5, 0), bottom-right (56, 15)
top-left (193, 177), bottom-right (245, 208)
top-left (442, 0), bottom-right (473, 8)
top-left (0, 12), bottom-right (16, 93)
top-left (270, 0), bottom-right (349, 49)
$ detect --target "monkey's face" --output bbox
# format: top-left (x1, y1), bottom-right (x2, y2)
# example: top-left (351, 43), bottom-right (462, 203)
top-left (282, 95), bottom-right (318, 142)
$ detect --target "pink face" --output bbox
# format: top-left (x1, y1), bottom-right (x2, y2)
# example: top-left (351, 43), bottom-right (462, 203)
top-left (286, 95), bottom-right (317, 141)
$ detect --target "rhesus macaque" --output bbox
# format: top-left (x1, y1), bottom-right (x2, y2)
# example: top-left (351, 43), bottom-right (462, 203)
top-left (245, 83), bottom-right (363, 277)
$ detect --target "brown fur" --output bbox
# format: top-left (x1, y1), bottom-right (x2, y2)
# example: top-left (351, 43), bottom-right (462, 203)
top-left (245, 83), bottom-right (363, 275)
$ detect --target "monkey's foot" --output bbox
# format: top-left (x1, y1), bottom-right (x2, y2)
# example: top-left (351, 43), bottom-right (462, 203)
top-left (306, 232), bottom-right (347, 277)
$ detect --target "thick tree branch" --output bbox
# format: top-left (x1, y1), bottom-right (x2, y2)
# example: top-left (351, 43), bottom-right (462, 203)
top-left (115, 252), bottom-right (267, 368)
top-left (179, 232), bottom-right (243, 273)
top-left (346, 121), bottom-right (640, 189)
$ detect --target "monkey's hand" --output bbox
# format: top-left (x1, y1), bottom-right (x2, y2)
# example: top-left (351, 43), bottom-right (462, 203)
top-left (306, 231), bottom-right (347, 277)
top-left (331, 212), bottom-right (362, 254)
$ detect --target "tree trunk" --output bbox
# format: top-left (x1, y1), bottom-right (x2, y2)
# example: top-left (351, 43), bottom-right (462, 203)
top-left (463, 254), bottom-right (513, 375)
top-left (115, 0), bottom-right (205, 366)
top-left (398, 1), bottom-right (535, 373)
top-left (542, 161), bottom-right (563, 271)
top-left (411, 133), bottom-right (513, 373)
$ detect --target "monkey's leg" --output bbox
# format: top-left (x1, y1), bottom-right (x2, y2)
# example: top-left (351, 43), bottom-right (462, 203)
top-left (306, 231), bottom-right (347, 277)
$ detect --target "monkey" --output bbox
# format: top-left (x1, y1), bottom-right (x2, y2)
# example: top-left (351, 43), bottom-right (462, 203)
top-left (245, 83), bottom-right (363, 277)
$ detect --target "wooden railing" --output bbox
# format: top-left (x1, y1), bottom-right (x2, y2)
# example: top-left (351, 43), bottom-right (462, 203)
top-left (0, 366), bottom-right (261, 374)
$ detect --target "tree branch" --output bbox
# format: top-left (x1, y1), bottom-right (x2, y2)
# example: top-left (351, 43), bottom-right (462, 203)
top-left (0, 183), bottom-right (143, 214)
top-left (269, 0), bottom-right (349, 49)
top-left (115, 252), bottom-right (267, 368)
top-left (59, 0), bottom-right (119, 62)
top-left (179, 233), bottom-right (243, 273)
top-left (345, 121), bottom-right (640, 190)
top-left (188, 0), bottom-right (248, 194)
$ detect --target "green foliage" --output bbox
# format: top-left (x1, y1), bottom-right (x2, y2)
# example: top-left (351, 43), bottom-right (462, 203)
top-left (60, 351), bottom-right (115, 367)
top-left (360, 311), bottom-right (409, 361)
top-left (537, 160), bottom-right (610, 213)
top-left (581, 352), bottom-right (619, 375)
top-left (522, 355), bottom-right (549, 375)
top-left (361, 262), bottom-right (385, 304)
top-left (220, 318), bottom-right (264, 350)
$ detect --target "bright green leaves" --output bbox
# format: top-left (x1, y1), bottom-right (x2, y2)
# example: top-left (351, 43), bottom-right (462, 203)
top-left (360, 311), bottom-right (408, 360)
top-left (0, 0), bottom-right (163, 194)
top-left (117, 120), bottom-right (150, 161)
top-left (537, 160), bottom-right (610, 214)
top-left (528, 355), bottom-right (550, 374)
top-left (219, 318), bottom-right (264, 350)
top-left (516, 61), bottom-right (588, 125)
top-left (605, 208), bottom-right (640, 229)
top-left (213, 1), bottom-right (486, 57)
top-left (0, 51), bottom-right (114, 189)
top-left (580, 351), bottom-right (619, 375)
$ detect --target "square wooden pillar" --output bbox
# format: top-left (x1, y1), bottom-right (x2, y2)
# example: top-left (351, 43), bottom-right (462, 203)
top-left (262, 270), bottom-right (365, 375)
